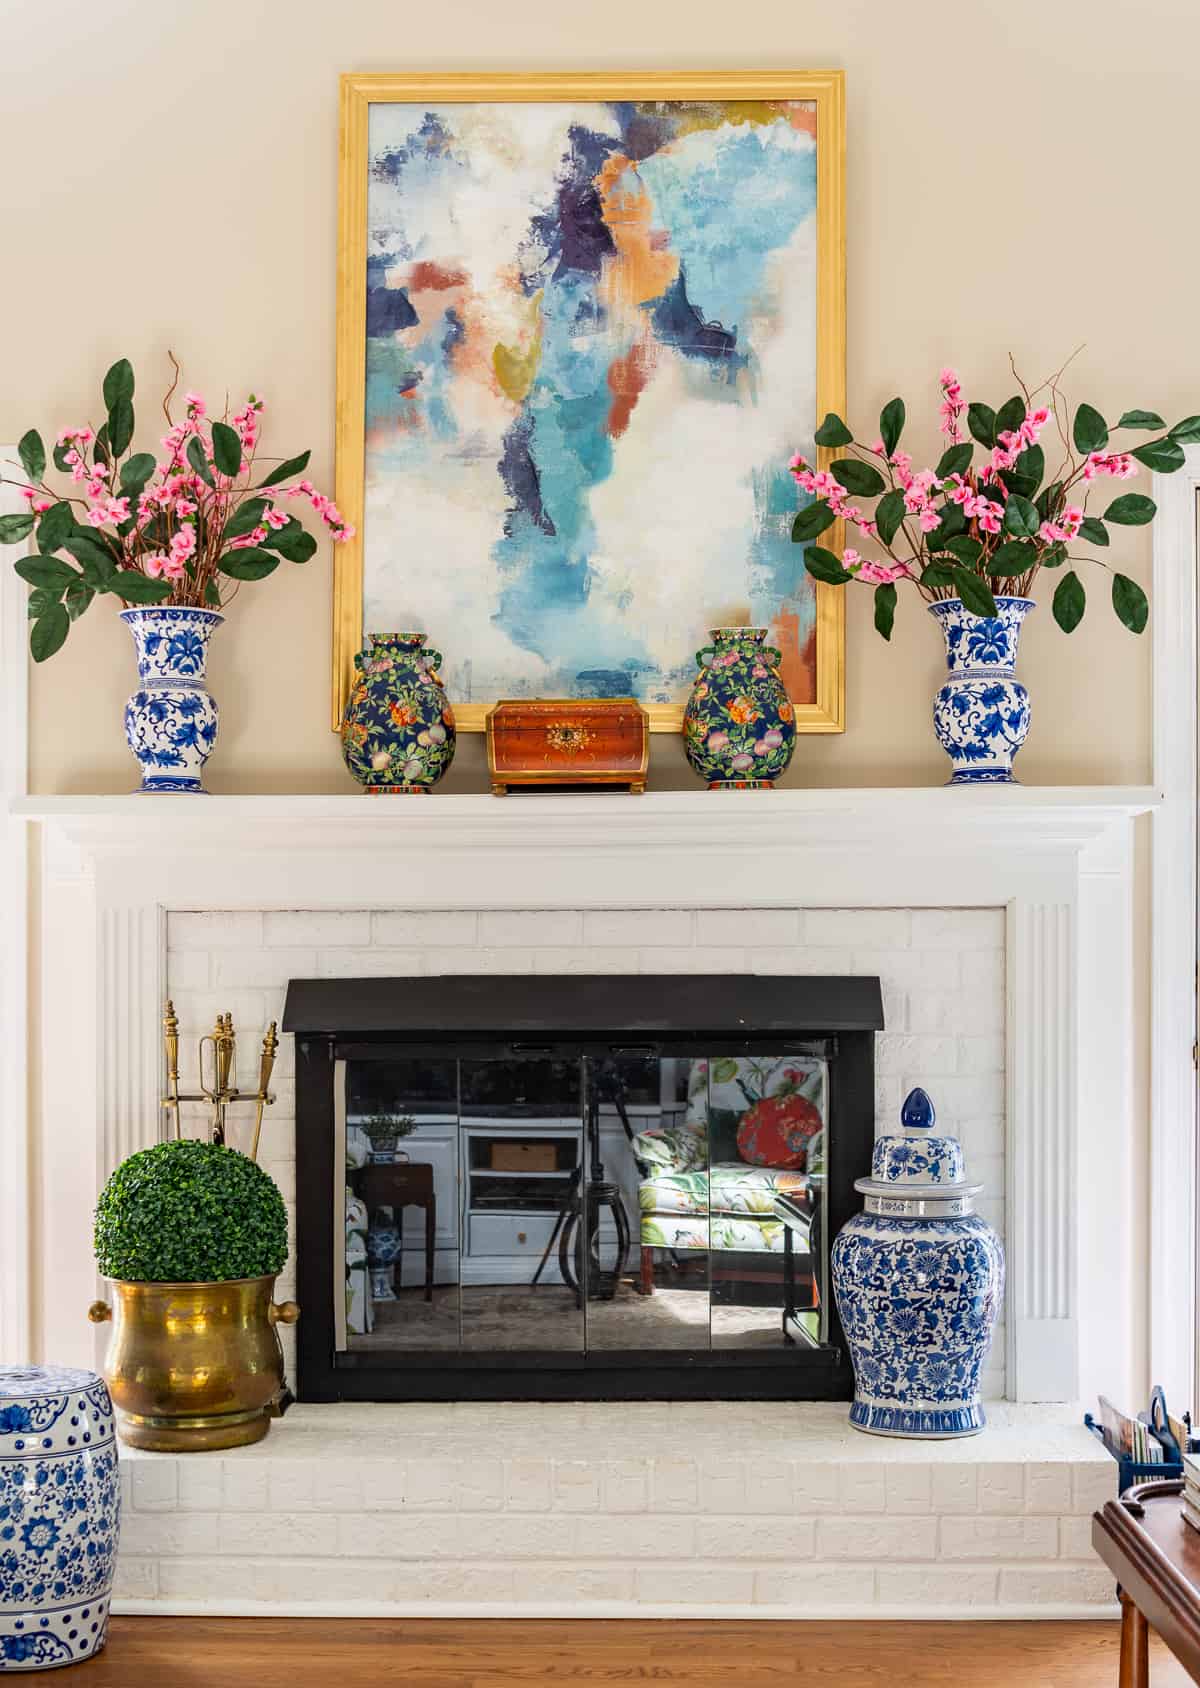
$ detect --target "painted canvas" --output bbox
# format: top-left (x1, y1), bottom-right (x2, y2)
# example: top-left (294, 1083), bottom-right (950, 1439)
top-left (335, 75), bottom-right (845, 730)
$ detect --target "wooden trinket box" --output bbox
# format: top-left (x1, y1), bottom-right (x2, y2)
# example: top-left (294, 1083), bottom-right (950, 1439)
top-left (486, 698), bottom-right (649, 795)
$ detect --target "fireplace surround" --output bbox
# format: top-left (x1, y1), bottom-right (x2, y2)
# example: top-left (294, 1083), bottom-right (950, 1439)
top-left (285, 973), bottom-right (883, 1401)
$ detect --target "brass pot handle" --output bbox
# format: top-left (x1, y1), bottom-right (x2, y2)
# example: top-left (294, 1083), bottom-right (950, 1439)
top-left (269, 1300), bottom-right (300, 1326)
top-left (87, 1301), bottom-right (112, 1324)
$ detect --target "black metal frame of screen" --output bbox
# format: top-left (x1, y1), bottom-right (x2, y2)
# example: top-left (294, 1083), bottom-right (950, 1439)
top-left (284, 974), bottom-right (882, 1403)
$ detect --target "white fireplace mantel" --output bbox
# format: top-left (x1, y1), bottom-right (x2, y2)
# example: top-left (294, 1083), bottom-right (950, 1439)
top-left (15, 785), bottom-right (1156, 1410)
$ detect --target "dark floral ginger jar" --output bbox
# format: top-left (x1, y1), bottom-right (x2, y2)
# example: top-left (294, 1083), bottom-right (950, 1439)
top-left (341, 632), bottom-right (456, 794)
top-left (682, 626), bottom-right (796, 789)
top-left (930, 596), bottom-right (1033, 784)
top-left (831, 1087), bottom-right (1004, 1438)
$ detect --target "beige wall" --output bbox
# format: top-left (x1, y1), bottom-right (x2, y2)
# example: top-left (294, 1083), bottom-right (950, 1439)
top-left (6, 0), bottom-right (1195, 792)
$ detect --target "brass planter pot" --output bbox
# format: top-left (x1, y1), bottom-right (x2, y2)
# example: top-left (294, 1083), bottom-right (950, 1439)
top-left (88, 1275), bottom-right (299, 1452)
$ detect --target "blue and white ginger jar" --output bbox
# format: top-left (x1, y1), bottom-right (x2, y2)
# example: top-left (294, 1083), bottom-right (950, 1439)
top-left (930, 596), bottom-right (1032, 784)
top-left (366, 1210), bottom-right (402, 1301)
top-left (0, 1365), bottom-right (120, 1670)
top-left (122, 606), bottom-right (221, 794)
top-left (831, 1087), bottom-right (1004, 1438)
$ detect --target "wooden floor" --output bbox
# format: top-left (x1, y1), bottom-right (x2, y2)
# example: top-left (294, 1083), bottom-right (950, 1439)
top-left (71, 1617), bottom-right (1193, 1686)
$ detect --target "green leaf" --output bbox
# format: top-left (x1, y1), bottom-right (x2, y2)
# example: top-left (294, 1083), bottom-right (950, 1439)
top-left (1112, 572), bottom-right (1149, 634)
top-left (831, 458), bottom-right (886, 497)
top-left (119, 452), bottom-right (157, 496)
top-left (791, 499), bottom-right (837, 542)
top-left (1073, 403), bottom-right (1109, 454)
top-left (944, 535), bottom-right (983, 566)
top-left (62, 533), bottom-right (118, 585)
top-left (967, 403), bottom-right (996, 448)
top-left (1078, 516), bottom-right (1109, 548)
top-left (35, 501), bottom-right (76, 554)
top-left (987, 540), bottom-right (1037, 577)
top-left (920, 562), bottom-right (958, 589)
top-left (0, 512), bottom-right (36, 545)
top-left (260, 518), bottom-right (316, 562)
top-left (1040, 541), bottom-right (1068, 569)
top-left (93, 424), bottom-right (110, 467)
top-left (1117, 410), bottom-right (1165, 430)
top-left (1131, 437), bottom-right (1186, 473)
top-left (936, 443), bottom-right (973, 480)
top-left (52, 441), bottom-right (73, 474)
top-left (1003, 494), bottom-right (1040, 537)
top-left (18, 429), bottom-right (45, 485)
top-left (107, 395), bottom-right (134, 458)
top-left (874, 489), bottom-right (906, 546)
top-left (26, 586), bottom-right (62, 618)
top-left (218, 547), bottom-right (282, 582)
top-left (101, 357), bottom-right (134, 410)
top-left (111, 570), bottom-right (173, 604)
top-left (803, 545), bottom-right (853, 585)
top-left (1000, 444), bottom-right (1044, 500)
top-left (204, 579), bottom-right (222, 607)
top-left (873, 582), bottom-right (897, 640)
top-left (1036, 479), bottom-right (1064, 521)
top-left (879, 398), bottom-right (905, 459)
top-left (15, 555), bottom-right (76, 589)
top-left (995, 395), bottom-right (1026, 438)
top-left (953, 568), bottom-right (998, 618)
top-left (924, 502), bottom-right (967, 549)
top-left (1104, 492), bottom-right (1157, 525)
top-left (30, 603), bottom-right (69, 662)
top-left (1169, 416), bottom-right (1200, 443)
top-left (1053, 570), bottom-right (1086, 633)
top-left (223, 497), bottom-right (269, 541)
top-left (186, 435), bottom-right (216, 488)
top-left (813, 413), bottom-right (854, 448)
top-left (211, 421), bottom-right (244, 478)
top-left (65, 580), bottom-right (95, 621)
top-left (256, 449), bottom-right (311, 489)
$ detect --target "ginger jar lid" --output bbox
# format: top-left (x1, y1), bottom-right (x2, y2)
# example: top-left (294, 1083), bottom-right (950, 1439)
top-left (854, 1088), bottom-right (982, 1207)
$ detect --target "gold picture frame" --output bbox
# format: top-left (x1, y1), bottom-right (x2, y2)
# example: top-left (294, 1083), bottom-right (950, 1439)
top-left (333, 70), bottom-right (846, 733)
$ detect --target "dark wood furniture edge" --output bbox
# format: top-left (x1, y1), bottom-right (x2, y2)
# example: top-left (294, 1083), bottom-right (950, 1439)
top-left (1092, 1479), bottom-right (1200, 1681)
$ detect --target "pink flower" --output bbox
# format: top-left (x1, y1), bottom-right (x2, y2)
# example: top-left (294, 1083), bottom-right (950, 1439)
top-left (1039, 520), bottom-right (1067, 544)
top-left (143, 552), bottom-right (170, 578)
top-left (842, 548), bottom-right (861, 569)
top-left (918, 507), bottom-right (942, 533)
top-left (263, 506), bottom-right (289, 530)
top-left (856, 558), bottom-right (911, 584)
top-left (185, 391), bottom-right (207, 418)
top-left (977, 506), bottom-right (1003, 535)
top-left (1084, 451), bottom-right (1136, 481)
top-left (175, 498), bottom-right (198, 518)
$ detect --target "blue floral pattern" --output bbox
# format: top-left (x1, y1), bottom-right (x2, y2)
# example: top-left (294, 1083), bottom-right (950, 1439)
top-left (929, 597), bottom-right (1033, 785)
top-left (121, 608), bottom-right (222, 794)
top-left (0, 1366), bottom-right (118, 1671)
top-left (682, 628), bottom-right (797, 789)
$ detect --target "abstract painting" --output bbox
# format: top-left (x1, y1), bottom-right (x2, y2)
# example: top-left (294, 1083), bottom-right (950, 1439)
top-left (334, 73), bottom-right (845, 730)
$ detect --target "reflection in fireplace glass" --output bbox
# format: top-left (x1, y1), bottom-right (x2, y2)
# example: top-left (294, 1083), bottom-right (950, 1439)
top-left (339, 1053), bottom-right (827, 1358)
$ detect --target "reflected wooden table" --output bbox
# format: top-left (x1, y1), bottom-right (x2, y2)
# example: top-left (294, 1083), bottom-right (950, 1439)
top-left (1092, 1479), bottom-right (1200, 1685)
top-left (356, 1162), bottom-right (436, 1302)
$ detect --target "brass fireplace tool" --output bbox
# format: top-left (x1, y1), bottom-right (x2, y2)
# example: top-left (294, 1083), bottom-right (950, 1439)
top-left (161, 999), bottom-right (278, 1159)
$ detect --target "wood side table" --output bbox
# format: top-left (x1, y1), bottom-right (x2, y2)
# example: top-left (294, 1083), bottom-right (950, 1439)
top-left (357, 1162), bottom-right (436, 1302)
top-left (1092, 1478), bottom-right (1200, 1685)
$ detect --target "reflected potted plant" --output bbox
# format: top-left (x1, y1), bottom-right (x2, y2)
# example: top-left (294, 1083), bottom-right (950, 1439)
top-left (0, 355), bottom-right (354, 793)
top-left (789, 361), bottom-right (1198, 782)
top-left (364, 1113), bottom-right (418, 1164)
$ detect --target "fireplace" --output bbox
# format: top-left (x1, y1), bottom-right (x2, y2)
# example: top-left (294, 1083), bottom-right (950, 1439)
top-left (285, 973), bottom-right (882, 1401)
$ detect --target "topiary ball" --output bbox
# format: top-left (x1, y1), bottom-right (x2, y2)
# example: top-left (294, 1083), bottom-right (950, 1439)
top-left (94, 1138), bottom-right (289, 1283)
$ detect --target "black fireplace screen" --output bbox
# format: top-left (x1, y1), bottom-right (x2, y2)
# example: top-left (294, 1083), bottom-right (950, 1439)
top-left (285, 974), bottom-right (881, 1402)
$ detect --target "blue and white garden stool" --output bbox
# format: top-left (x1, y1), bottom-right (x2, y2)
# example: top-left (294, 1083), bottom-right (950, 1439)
top-left (0, 1367), bottom-right (120, 1671)
top-left (831, 1088), bottom-right (1005, 1438)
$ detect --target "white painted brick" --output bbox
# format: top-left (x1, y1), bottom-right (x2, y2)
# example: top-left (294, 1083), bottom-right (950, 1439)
top-left (372, 911), bottom-right (479, 946)
top-left (176, 1460), bottom-right (224, 1511)
top-left (751, 946), bottom-right (852, 976)
top-left (818, 1516), bottom-right (938, 1560)
top-left (881, 984), bottom-right (907, 1031)
top-left (580, 1514), bottom-right (696, 1559)
top-left (911, 909), bottom-right (1004, 950)
top-left (962, 948), bottom-right (1006, 998)
top-left (956, 1035), bottom-right (1006, 1075)
top-left (697, 1516), bottom-right (815, 1560)
top-left (1072, 1463), bottom-right (1116, 1514)
top-left (456, 1461), bottom-right (505, 1512)
top-left (583, 910), bottom-right (693, 947)
top-left (931, 1464), bottom-right (979, 1515)
top-left (479, 910), bottom-right (583, 946)
top-left (434, 949), bottom-right (536, 974)
top-left (553, 1460), bottom-right (601, 1511)
top-left (853, 949), bottom-right (963, 992)
top-left (696, 909), bottom-right (801, 947)
top-left (267, 1461), bottom-right (315, 1511)
top-left (756, 1564), bottom-right (876, 1606)
top-left (998, 1563), bottom-right (1116, 1607)
top-left (112, 1555), bottom-right (159, 1599)
top-left (805, 909), bottom-right (911, 948)
top-left (156, 1556), bottom-right (280, 1603)
top-left (743, 1459), bottom-right (800, 1515)
top-left (464, 1513), bottom-right (574, 1559)
top-left (130, 1460), bottom-right (177, 1512)
top-left (876, 1034), bottom-right (959, 1076)
top-left (651, 1456), bottom-right (698, 1512)
top-left (793, 1464), bottom-right (842, 1513)
top-left (977, 1464), bottom-right (1026, 1514)
top-left (641, 946), bottom-right (748, 973)
top-left (838, 1463), bottom-right (886, 1513)
top-left (263, 911), bottom-right (372, 947)
top-left (927, 1073), bottom-right (1005, 1118)
top-left (179, 991), bottom-right (270, 1033)
top-left (635, 1563), bottom-right (756, 1605)
top-left (505, 1458), bottom-right (552, 1512)
top-left (878, 1565), bottom-right (1000, 1608)
top-left (940, 1516), bottom-right (1057, 1560)
top-left (316, 948), bottom-right (424, 978)
top-left (345, 1513), bottom-right (460, 1559)
top-left (885, 1464), bottom-right (933, 1513)
top-left (602, 1460), bottom-right (649, 1513)
top-left (166, 950), bottom-right (210, 991)
top-left (396, 1561), bottom-right (520, 1603)
top-left (358, 1463), bottom-right (410, 1511)
top-left (170, 911), bottom-right (263, 950)
top-left (219, 1511), bottom-right (340, 1557)
top-left (522, 1562), bottom-right (634, 1603)
top-left (404, 1458), bottom-right (459, 1510)
top-left (219, 1460), bottom-right (270, 1512)
top-left (534, 948), bottom-right (642, 974)
top-left (1024, 1463), bottom-right (1074, 1514)
top-left (699, 1463), bottom-right (747, 1513)
top-left (119, 1511), bottom-right (221, 1557)
top-left (213, 949), bottom-right (316, 989)
top-left (1059, 1515), bottom-right (1095, 1559)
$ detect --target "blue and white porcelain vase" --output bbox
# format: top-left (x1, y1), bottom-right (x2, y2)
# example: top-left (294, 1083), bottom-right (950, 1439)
top-left (682, 627), bottom-right (797, 789)
top-left (929, 596), bottom-right (1033, 784)
top-left (366, 1210), bottom-right (402, 1301)
top-left (831, 1088), bottom-right (1004, 1438)
top-left (122, 606), bottom-right (221, 794)
top-left (0, 1365), bottom-right (119, 1670)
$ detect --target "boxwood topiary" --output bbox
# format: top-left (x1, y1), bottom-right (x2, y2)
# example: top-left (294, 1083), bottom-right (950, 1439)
top-left (94, 1138), bottom-right (289, 1283)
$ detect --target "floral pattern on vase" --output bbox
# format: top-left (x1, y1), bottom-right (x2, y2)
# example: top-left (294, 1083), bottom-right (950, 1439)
top-left (0, 1365), bottom-right (120, 1671)
top-left (831, 1087), bottom-right (1004, 1438)
top-left (682, 627), bottom-right (796, 789)
top-left (366, 1210), bottom-right (402, 1301)
top-left (929, 597), bottom-right (1033, 785)
top-left (341, 633), bottom-right (456, 794)
top-left (121, 607), bottom-right (221, 794)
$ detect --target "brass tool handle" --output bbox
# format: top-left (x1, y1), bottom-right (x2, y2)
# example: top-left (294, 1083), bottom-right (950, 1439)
top-left (269, 1301), bottom-right (300, 1326)
top-left (87, 1301), bottom-right (112, 1323)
